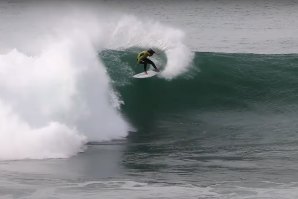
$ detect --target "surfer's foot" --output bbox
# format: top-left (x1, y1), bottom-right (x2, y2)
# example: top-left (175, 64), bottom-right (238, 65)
top-left (154, 68), bottom-right (160, 72)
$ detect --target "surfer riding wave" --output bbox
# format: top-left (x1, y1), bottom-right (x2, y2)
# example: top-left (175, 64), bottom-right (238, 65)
top-left (137, 49), bottom-right (160, 75)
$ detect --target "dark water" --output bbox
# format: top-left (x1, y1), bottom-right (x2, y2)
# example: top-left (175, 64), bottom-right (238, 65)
top-left (2, 0), bottom-right (298, 198)
top-left (102, 50), bottom-right (298, 186)
top-left (1, 51), bottom-right (298, 198)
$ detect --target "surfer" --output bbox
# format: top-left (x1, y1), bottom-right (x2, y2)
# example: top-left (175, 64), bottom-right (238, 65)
top-left (137, 49), bottom-right (160, 75)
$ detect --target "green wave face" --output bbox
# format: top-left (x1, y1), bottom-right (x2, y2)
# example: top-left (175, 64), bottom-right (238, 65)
top-left (101, 50), bottom-right (298, 131)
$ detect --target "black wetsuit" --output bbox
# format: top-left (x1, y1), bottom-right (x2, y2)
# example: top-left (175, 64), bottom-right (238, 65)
top-left (140, 58), bottom-right (158, 72)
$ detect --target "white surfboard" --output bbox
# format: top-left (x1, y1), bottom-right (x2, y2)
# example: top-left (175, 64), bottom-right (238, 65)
top-left (133, 70), bottom-right (158, 78)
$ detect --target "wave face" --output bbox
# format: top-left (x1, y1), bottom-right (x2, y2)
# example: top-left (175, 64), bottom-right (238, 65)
top-left (102, 51), bottom-right (298, 130)
top-left (0, 2), bottom-right (193, 160)
top-left (2, 1), bottom-right (296, 161)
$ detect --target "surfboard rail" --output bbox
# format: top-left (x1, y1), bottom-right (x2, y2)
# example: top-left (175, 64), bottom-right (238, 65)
top-left (133, 70), bottom-right (158, 78)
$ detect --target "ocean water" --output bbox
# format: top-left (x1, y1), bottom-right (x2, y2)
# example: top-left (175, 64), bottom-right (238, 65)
top-left (1, 0), bottom-right (298, 198)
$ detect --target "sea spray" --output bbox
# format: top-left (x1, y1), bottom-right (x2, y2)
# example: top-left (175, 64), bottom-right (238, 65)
top-left (0, 34), bottom-right (130, 160)
top-left (105, 15), bottom-right (194, 79)
top-left (0, 3), bottom-right (193, 160)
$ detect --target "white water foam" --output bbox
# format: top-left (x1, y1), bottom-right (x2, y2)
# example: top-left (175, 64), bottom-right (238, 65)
top-left (0, 2), bottom-right (193, 160)
top-left (105, 15), bottom-right (194, 79)
top-left (0, 34), bottom-right (130, 160)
